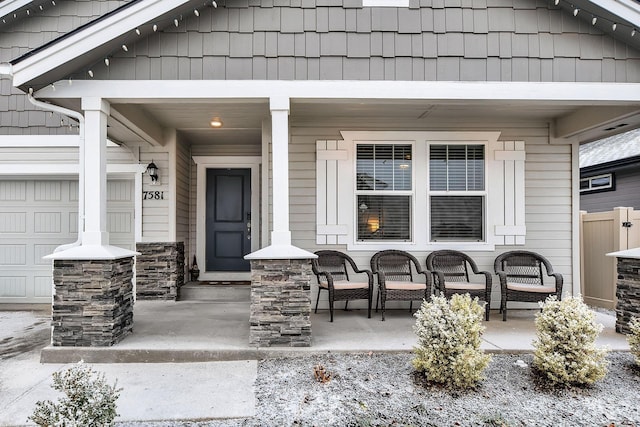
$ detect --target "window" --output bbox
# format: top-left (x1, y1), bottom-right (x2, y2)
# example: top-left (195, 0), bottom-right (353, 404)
top-left (580, 173), bottom-right (613, 193)
top-left (429, 144), bottom-right (485, 242)
top-left (356, 144), bottom-right (412, 241)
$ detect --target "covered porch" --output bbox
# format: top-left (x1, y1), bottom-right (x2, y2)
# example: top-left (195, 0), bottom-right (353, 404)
top-left (39, 298), bottom-right (629, 363)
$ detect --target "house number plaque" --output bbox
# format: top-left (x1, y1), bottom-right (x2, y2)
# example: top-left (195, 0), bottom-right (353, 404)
top-left (143, 191), bottom-right (165, 200)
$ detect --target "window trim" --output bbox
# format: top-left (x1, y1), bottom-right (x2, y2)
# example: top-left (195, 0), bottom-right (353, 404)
top-left (341, 131), bottom-right (501, 252)
top-left (579, 173), bottom-right (614, 194)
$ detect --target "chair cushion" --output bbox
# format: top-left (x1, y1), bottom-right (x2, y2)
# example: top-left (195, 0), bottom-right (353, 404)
top-left (384, 281), bottom-right (427, 290)
top-left (507, 282), bottom-right (556, 293)
top-left (444, 282), bottom-right (485, 291)
top-left (319, 280), bottom-right (369, 290)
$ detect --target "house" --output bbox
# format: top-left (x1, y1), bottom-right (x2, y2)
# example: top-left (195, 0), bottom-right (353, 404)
top-left (1, 0), bottom-right (639, 345)
top-left (580, 128), bottom-right (640, 213)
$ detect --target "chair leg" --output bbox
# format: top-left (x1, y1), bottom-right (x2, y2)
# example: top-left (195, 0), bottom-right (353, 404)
top-left (314, 288), bottom-right (322, 314)
top-left (329, 298), bottom-right (334, 322)
top-left (485, 301), bottom-right (490, 321)
top-left (367, 294), bottom-right (372, 319)
top-left (375, 290), bottom-right (380, 313)
top-left (409, 300), bottom-right (413, 312)
top-left (381, 295), bottom-right (386, 321)
top-left (344, 301), bottom-right (349, 311)
top-left (502, 299), bottom-right (507, 321)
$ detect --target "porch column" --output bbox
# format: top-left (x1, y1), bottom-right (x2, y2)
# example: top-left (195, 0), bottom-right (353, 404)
top-left (607, 249), bottom-right (640, 334)
top-left (81, 97), bottom-right (109, 246)
top-left (270, 96), bottom-right (292, 246)
top-left (44, 97), bottom-right (138, 347)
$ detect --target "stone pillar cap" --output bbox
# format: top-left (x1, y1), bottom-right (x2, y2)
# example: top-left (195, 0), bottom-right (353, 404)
top-left (44, 244), bottom-right (140, 260)
top-left (607, 247), bottom-right (640, 259)
top-left (245, 244), bottom-right (317, 260)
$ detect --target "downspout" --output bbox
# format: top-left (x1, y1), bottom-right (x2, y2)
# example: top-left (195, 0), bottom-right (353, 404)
top-left (27, 90), bottom-right (86, 252)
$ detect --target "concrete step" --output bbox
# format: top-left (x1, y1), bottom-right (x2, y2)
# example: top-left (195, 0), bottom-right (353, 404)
top-left (178, 282), bottom-right (250, 302)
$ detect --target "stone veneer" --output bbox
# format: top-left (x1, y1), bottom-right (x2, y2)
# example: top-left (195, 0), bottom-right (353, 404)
top-left (615, 257), bottom-right (640, 334)
top-left (52, 257), bottom-right (134, 347)
top-left (136, 242), bottom-right (185, 300)
top-left (249, 259), bottom-right (312, 347)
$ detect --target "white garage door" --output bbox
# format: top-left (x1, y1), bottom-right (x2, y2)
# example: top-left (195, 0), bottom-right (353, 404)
top-left (0, 179), bottom-right (135, 303)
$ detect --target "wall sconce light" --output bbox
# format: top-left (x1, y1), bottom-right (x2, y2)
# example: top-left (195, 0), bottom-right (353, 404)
top-left (210, 117), bottom-right (223, 128)
top-left (146, 161), bottom-right (159, 183)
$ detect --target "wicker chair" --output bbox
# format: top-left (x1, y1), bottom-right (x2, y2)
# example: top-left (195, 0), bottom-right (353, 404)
top-left (370, 250), bottom-right (431, 321)
top-left (311, 250), bottom-right (373, 322)
top-left (426, 250), bottom-right (492, 321)
top-left (494, 250), bottom-right (563, 321)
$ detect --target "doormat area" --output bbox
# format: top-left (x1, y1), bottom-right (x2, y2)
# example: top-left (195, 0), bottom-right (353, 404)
top-left (206, 281), bottom-right (251, 286)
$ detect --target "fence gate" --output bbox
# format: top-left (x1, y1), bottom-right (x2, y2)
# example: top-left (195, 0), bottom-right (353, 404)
top-left (580, 207), bottom-right (640, 309)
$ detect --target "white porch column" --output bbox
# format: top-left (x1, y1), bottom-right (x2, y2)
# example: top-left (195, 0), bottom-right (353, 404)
top-left (270, 96), bottom-right (291, 246)
top-left (81, 97), bottom-right (109, 246)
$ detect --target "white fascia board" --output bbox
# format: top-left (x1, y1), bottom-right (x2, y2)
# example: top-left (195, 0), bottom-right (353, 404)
top-left (36, 80), bottom-right (640, 104)
top-left (0, 135), bottom-right (79, 147)
top-left (589, 0), bottom-right (640, 28)
top-left (0, 0), bottom-right (33, 19)
top-left (11, 0), bottom-right (191, 87)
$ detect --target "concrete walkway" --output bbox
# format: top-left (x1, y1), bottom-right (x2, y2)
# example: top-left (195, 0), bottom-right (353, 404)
top-left (0, 302), bottom-right (630, 426)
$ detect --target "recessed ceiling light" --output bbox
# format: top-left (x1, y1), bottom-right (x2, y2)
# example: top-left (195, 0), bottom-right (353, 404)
top-left (210, 117), bottom-right (223, 128)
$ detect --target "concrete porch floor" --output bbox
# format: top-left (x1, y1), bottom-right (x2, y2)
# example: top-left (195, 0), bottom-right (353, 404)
top-left (40, 300), bottom-right (630, 363)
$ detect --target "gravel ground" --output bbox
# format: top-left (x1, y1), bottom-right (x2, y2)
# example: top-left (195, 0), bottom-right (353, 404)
top-left (119, 351), bottom-right (640, 427)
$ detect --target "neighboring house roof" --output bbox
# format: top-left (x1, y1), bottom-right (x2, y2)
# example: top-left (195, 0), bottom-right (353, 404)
top-left (580, 128), bottom-right (640, 171)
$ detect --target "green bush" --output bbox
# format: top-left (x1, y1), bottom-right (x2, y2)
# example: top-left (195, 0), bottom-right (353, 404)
top-left (628, 317), bottom-right (640, 366)
top-left (29, 362), bottom-right (121, 427)
top-left (532, 295), bottom-right (609, 386)
top-left (412, 294), bottom-right (491, 389)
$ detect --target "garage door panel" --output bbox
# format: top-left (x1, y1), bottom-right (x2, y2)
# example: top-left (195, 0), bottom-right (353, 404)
top-left (0, 212), bottom-right (27, 233)
top-left (34, 181), bottom-right (62, 201)
top-left (34, 212), bottom-right (62, 233)
top-left (0, 244), bottom-right (26, 265)
top-left (0, 181), bottom-right (27, 200)
top-left (34, 277), bottom-right (52, 297)
top-left (0, 179), bottom-right (134, 304)
top-left (0, 277), bottom-right (27, 297)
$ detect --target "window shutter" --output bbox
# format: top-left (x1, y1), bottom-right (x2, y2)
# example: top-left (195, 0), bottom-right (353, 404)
top-left (316, 140), bottom-right (350, 245)
top-left (488, 140), bottom-right (526, 245)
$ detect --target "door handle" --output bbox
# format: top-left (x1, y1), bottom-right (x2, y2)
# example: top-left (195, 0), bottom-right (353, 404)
top-left (247, 221), bottom-right (251, 239)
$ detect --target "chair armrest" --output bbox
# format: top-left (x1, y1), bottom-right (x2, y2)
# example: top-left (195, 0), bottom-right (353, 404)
top-left (549, 272), bottom-right (563, 293)
top-left (479, 271), bottom-right (493, 290)
top-left (316, 270), bottom-right (334, 289)
top-left (430, 270), bottom-right (447, 294)
top-left (494, 271), bottom-right (509, 290)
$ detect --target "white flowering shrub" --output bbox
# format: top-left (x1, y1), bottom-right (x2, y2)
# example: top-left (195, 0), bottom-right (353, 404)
top-left (628, 317), bottom-right (640, 366)
top-left (532, 295), bottom-right (609, 386)
top-left (29, 362), bottom-right (121, 427)
top-left (412, 294), bottom-right (491, 389)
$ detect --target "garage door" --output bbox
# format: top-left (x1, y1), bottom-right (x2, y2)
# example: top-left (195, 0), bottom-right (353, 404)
top-left (0, 179), bottom-right (134, 303)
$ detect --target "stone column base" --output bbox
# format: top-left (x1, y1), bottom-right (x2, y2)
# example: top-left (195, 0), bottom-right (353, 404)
top-left (136, 242), bottom-right (185, 300)
top-left (249, 259), bottom-right (312, 347)
top-left (52, 257), bottom-right (134, 347)
top-left (615, 257), bottom-right (640, 334)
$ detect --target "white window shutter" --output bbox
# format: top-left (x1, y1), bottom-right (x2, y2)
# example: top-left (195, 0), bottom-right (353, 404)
top-left (488, 140), bottom-right (526, 245)
top-left (316, 140), bottom-right (350, 245)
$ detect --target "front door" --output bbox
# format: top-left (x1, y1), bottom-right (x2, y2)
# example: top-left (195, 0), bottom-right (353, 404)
top-left (205, 168), bottom-right (251, 271)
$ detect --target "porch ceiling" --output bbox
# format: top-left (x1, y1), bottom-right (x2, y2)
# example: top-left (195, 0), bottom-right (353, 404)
top-left (103, 99), bottom-right (636, 147)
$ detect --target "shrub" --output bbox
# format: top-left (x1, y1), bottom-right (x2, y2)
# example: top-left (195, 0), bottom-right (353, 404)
top-left (628, 317), bottom-right (640, 366)
top-left (532, 295), bottom-right (609, 386)
top-left (29, 361), bottom-right (121, 427)
top-left (412, 293), bottom-right (491, 389)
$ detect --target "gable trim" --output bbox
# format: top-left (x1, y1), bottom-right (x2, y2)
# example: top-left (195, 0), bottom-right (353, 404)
top-left (10, 0), bottom-right (192, 87)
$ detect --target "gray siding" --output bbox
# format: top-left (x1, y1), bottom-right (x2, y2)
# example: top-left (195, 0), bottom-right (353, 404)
top-left (78, 1), bottom-right (640, 83)
top-left (580, 167), bottom-right (640, 213)
top-left (0, 0), bottom-right (130, 134)
top-left (176, 137), bottom-right (191, 269)
top-left (286, 120), bottom-right (573, 308)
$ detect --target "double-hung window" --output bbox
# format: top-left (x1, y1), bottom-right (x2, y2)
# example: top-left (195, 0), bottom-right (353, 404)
top-left (355, 143), bottom-right (412, 241)
top-left (428, 144), bottom-right (486, 242)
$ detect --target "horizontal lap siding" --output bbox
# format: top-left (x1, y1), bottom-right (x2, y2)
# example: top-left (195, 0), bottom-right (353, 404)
top-left (290, 122), bottom-right (574, 308)
top-left (580, 169), bottom-right (640, 213)
top-left (176, 139), bottom-right (190, 268)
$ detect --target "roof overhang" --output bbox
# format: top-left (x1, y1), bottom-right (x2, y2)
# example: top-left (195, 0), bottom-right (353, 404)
top-left (9, 0), bottom-right (198, 88)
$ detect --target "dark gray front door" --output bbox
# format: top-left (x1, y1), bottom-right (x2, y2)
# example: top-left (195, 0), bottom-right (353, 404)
top-left (206, 168), bottom-right (251, 271)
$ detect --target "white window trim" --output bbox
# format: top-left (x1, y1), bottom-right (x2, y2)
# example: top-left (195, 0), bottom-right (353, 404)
top-left (580, 173), bottom-right (613, 193)
top-left (341, 131), bottom-right (501, 252)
